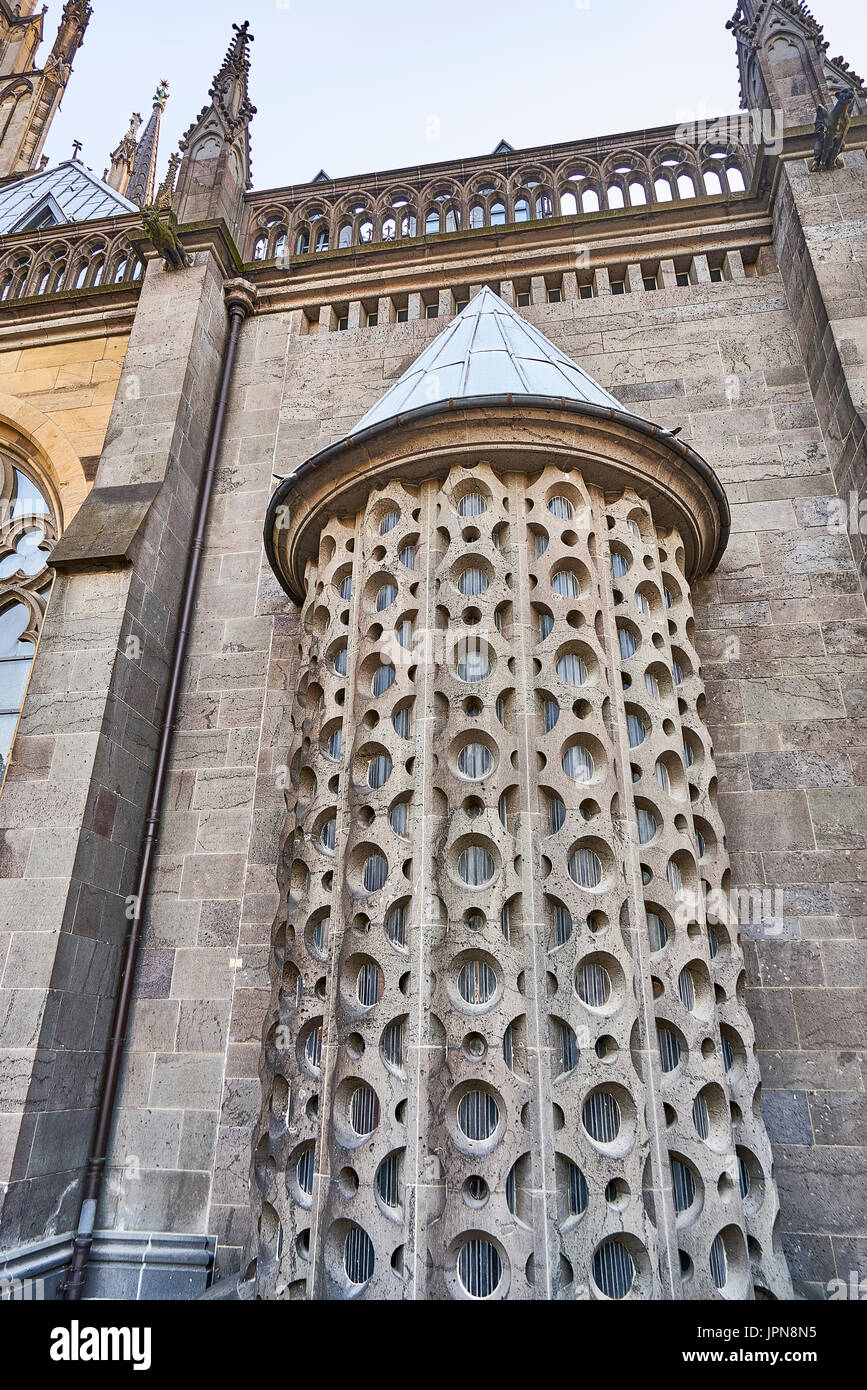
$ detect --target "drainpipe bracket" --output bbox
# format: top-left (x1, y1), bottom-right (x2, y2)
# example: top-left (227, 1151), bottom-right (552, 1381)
top-left (225, 277), bottom-right (258, 319)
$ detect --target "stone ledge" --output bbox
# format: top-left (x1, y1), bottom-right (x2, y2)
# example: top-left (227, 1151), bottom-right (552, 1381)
top-left (48, 482), bottom-right (161, 572)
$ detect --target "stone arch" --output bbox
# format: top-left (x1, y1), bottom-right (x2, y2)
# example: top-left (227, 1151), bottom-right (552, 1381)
top-left (0, 393), bottom-right (90, 527)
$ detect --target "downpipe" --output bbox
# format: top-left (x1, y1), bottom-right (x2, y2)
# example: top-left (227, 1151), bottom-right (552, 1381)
top-left (63, 277), bottom-right (256, 1300)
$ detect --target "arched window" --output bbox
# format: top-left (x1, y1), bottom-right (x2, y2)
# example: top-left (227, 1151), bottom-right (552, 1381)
top-left (338, 222), bottom-right (353, 248)
top-left (607, 185), bottom-right (625, 209)
top-left (444, 207), bottom-right (460, 233)
top-left (0, 255), bottom-right (30, 300)
top-left (0, 460), bottom-right (57, 784)
top-left (469, 204), bottom-right (485, 229)
top-left (490, 202), bottom-right (506, 225)
top-left (677, 174), bottom-right (696, 199)
top-left (315, 226), bottom-right (329, 252)
top-left (629, 181), bottom-right (647, 206)
top-left (382, 216), bottom-right (396, 240)
top-left (560, 190), bottom-right (577, 216)
top-left (703, 169), bottom-right (723, 195)
top-left (654, 177), bottom-right (673, 202)
top-left (726, 165), bottom-right (746, 192)
top-left (425, 209), bottom-right (440, 234)
top-left (514, 197), bottom-right (530, 222)
top-left (359, 219), bottom-right (374, 243)
top-left (581, 188), bottom-right (600, 213)
top-left (253, 235), bottom-right (268, 260)
top-left (400, 211), bottom-right (417, 237)
top-left (295, 228), bottom-right (309, 254)
top-left (535, 193), bottom-right (553, 218)
top-left (36, 251), bottom-right (66, 295)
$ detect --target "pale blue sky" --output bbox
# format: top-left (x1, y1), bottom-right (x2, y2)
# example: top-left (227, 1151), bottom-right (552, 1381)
top-left (39, 0), bottom-right (867, 192)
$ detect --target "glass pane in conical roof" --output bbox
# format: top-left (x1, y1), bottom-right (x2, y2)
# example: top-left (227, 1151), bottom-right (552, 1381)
top-left (351, 287), bottom-right (624, 435)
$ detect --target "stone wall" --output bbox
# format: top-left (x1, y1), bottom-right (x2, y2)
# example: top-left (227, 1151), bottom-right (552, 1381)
top-left (0, 150), bottom-right (863, 1297)
top-left (0, 332), bottom-right (128, 478)
top-left (100, 235), bottom-right (865, 1295)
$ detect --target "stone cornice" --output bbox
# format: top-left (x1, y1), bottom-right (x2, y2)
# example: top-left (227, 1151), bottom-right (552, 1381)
top-left (0, 280), bottom-right (139, 345)
top-left (265, 401), bottom-right (729, 603)
top-left (244, 198), bottom-right (774, 315)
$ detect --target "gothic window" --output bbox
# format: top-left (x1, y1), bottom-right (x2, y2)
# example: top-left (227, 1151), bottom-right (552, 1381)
top-left (560, 190), bottom-right (577, 216)
top-left (629, 181), bottom-right (647, 205)
top-left (514, 198), bottom-right (530, 222)
top-left (425, 209), bottom-right (440, 234)
top-left (677, 174), bottom-right (696, 199)
top-left (338, 222), bottom-right (353, 248)
top-left (581, 188), bottom-right (600, 213)
top-left (725, 165), bottom-right (746, 192)
top-left (296, 227), bottom-right (310, 254)
top-left (315, 226), bottom-right (329, 252)
top-left (253, 235), bottom-right (268, 259)
top-left (490, 202), bottom-right (506, 225)
top-left (469, 204), bottom-right (485, 229)
top-left (0, 254), bottom-right (30, 300)
top-left (0, 460), bottom-right (57, 783)
top-left (35, 247), bottom-right (67, 295)
top-left (607, 185), bottom-right (625, 209)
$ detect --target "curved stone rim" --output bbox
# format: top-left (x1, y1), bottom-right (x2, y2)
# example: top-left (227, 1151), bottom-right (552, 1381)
top-left (264, 395), bottom-right (730, 602)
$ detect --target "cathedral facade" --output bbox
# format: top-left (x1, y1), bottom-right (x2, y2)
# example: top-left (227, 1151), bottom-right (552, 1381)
top-left (0, 0), bottom-right (864, 1301)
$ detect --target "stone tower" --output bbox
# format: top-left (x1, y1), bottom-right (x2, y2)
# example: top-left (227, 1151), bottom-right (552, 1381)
top-left (250, 290), bottom-right (794, 1301)
top-left (0, 0), bottom-right (92, 179)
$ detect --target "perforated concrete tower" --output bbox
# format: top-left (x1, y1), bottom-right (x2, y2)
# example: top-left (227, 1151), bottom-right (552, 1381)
top-left (255, 291), bottom-right (793, 1301)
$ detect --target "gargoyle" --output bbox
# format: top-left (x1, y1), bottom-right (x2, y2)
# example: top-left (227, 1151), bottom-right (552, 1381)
top-left (140, 207), bottom-right (194, 270)
top-left (811, 87), bottom-right (856, 171)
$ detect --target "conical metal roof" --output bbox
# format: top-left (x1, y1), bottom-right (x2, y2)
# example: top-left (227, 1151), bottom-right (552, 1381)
top-left (352, 286), bottom-right (624, 435)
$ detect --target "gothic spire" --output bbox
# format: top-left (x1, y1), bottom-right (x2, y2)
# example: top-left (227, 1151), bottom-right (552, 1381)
top-left (107, 111), bottom-right (142, 197)
top-left (0, 0), bottom-right (91, 176)
top-left (173, 20), bottom-right (256, 240)
top-left (127, 80), bottom-right (169, 209)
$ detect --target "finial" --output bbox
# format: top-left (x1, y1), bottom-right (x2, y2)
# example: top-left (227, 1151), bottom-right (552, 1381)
top-left (154, 79), bottom-right (170, 110)
top-left (72, 139), bottom-right (82, 160)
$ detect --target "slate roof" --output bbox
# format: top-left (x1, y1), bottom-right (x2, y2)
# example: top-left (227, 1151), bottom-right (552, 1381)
top-left (0, 160), bottom-right (137, 235)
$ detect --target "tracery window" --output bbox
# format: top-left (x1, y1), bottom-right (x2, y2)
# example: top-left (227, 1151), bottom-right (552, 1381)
top-left (0, 459), bottom-right (57, 782)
